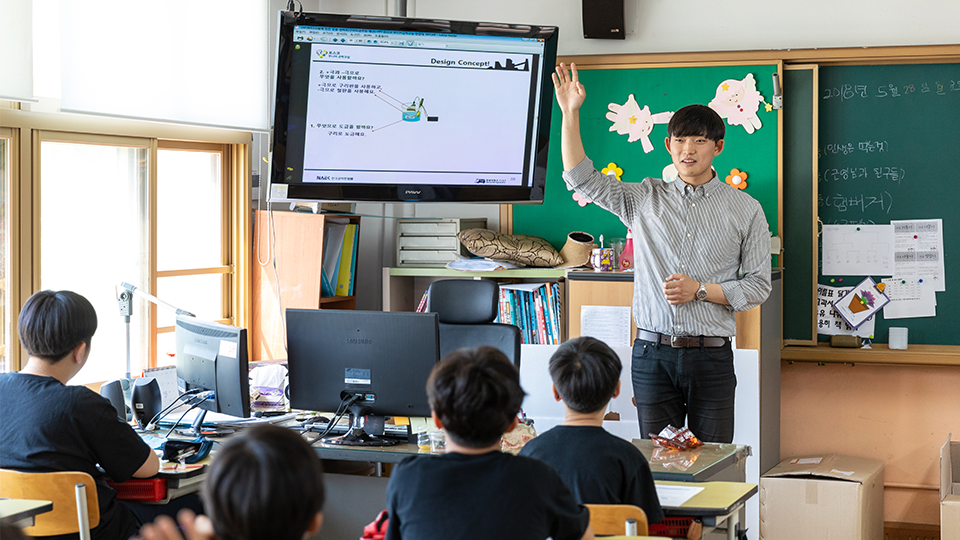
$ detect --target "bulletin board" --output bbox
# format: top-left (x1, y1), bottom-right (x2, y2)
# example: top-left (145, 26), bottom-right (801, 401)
top-left (783, 62), bottom-right (960, 345)
top-left (511, 61), bottom-right (781, 253)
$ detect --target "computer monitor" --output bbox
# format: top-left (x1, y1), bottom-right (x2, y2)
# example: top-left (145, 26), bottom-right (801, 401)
top-left (286, 309), bottom-right (440, 446)
top-left (174, 315), bottom-right (250, 435)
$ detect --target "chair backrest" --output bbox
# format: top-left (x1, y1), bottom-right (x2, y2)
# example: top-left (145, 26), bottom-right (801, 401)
top-left (0, 469), bottom-right (100, 535)
top-left (427, 280), bottom-right (522, 367)
top-left (584, 504), bottom-right (648, 536)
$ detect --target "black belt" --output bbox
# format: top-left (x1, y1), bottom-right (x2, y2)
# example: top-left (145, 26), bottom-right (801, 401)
top-left (637, 329), bottom-right (729, 348)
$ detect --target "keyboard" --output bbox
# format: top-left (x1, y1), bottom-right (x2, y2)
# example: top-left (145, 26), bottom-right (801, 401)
top-left (307, 422), bottom-right (409, 440)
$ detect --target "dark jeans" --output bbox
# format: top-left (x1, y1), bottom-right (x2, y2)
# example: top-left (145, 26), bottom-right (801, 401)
top-left (631, 337), bottom-right (737, 443)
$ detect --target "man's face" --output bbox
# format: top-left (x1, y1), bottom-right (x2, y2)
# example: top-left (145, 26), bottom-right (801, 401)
top-left (665, 134), bottom-right (724, 185)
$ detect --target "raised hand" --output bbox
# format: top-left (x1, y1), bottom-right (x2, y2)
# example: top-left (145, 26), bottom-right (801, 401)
top-left (553, 62), bottom-right (586, 115)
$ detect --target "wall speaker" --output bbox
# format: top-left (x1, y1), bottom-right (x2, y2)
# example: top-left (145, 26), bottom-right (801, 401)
top-left (582, 0), bottom-right (625, 40)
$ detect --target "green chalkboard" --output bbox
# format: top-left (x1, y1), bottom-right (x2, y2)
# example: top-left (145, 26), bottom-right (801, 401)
top-left (782, 67), bottom-right (818, 343)
top-left (513, 63), bottom-right (780, 251)
top-left (785, 62), bottom-right (960, 345)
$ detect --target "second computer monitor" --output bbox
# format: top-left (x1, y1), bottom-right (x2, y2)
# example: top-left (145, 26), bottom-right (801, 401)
top-left (286, 309), bottom-right (440, 417)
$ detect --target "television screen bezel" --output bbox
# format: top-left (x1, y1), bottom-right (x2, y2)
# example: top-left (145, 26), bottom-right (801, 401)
top-left (271, 11), bottom-right (559, 204)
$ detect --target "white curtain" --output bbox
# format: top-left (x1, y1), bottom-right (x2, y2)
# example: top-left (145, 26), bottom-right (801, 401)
top-left (0, 0), bottom-right (35, 102)
top-left (59, 1), bottom-right (271, 131)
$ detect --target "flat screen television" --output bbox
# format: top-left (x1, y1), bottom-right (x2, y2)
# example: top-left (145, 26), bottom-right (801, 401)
top-left (286, 308), bottom-right (440, 446)
top-left (270, 11), bottom-right (559, 204)
top-left (175, 315), bottom-right (250, 434)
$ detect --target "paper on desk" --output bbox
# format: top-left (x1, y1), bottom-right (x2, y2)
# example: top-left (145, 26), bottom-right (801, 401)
top-left (656, 484), bottom-right (705, 507)
top-left (144, 366), bottom-right (179, 409)
top-left (892, 219), bottom-right (945, 292)
top-left (821, 224), bottom-right (894, 276)
top-left (881, 277), bottom-right (937, 319)
top-left (580, 305), bottom-right (632, 347)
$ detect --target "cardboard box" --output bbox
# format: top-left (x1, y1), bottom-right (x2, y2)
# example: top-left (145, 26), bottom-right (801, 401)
top-left (760, 454), bottom-right (883, 540)
top-left (941, 436), bottom-right (960, 537)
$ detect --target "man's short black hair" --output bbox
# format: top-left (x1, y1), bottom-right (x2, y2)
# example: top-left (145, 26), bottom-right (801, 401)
top-left (549, 336), bottom-right (622, 414)
top-left (428, 346), bottom-right (526, 448)
top-left (203, 424), bottom-right (325, 540)
top-left (668, 104), bottom-right (725, 142)
top-left (17, 290), bottom-right (97, 363)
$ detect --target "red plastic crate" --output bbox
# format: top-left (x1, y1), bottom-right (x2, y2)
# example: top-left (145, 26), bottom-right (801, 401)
top-left (649, 516), bottom-right (695, 537)
top-left (106, 477), bottom-right (168, 501)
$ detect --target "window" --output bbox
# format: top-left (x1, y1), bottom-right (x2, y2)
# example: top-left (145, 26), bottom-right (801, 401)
top-left (39, 135), bottom-right (150, 383)
top-left (0, 109), bottom-right (251, 383)
top-left (155, 143), bottom-right (232, 367)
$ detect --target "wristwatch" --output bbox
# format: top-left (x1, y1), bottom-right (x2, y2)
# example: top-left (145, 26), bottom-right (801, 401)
top-left (696, 282), bottom-right (708, 301)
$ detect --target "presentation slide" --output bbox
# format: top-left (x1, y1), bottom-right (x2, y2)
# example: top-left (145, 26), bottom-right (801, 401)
top-left (301, 44), bottom-right (537, 186)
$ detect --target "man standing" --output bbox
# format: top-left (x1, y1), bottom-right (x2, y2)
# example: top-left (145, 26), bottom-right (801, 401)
top-left (553, 63), bottom-right (771, 443)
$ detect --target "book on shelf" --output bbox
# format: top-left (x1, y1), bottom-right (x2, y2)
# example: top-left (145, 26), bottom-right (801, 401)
top-left (321, 220), bottom-right (348, 297)
top-left (499, 282), bottom-right (562, 345)
top-left (335, 223), bottom-right (358, 297)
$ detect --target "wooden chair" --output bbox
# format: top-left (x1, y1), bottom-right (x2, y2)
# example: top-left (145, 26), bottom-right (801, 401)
top-left (0, 469), bottom-right (99, 538)
top-left (585, 504), bottom-right (648, 536)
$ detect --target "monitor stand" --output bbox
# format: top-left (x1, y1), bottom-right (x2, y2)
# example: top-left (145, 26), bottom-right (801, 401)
top-left (322, 403), bottom-right (398, 447)
top-left (175, 409), bottom-right (234, 438)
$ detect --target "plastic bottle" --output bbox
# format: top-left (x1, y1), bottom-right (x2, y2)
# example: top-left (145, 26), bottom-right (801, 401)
top-left (619, 229), bottom-right (634, 271)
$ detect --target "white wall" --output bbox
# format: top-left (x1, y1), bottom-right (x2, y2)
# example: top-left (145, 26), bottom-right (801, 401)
top-left (323, 0), bottom-right (959, 54)
top-left (296, 0), bottom-right (959, 310)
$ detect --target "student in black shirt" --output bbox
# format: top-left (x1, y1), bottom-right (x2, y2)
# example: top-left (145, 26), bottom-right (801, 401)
top-left (0, 290), bottom-right (161, 540)
top-left (520, 337), bottom-right (664, 524)
top-left (385, 346), bottom-right (593, 540)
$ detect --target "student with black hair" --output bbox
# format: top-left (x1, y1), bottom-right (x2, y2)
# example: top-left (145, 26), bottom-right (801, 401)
top-left (553, 63), bottom-right (772, 443)
top-left (0, 290), bottom-right (166, 540)
top-left (140, 424), bottom-right (325, 540)
top-left (519, 336), bottom-right (664, 524)
top-left (384, 346), bottom-right (594, 540)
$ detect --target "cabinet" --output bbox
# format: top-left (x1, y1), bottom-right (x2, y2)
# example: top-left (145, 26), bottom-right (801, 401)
top-left (252, 210), bottom-right (360, 361)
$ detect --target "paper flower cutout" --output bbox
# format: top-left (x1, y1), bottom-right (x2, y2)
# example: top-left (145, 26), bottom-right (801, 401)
top-left (725, 168), bottom-right (748, 189)
top-left (605, 94), bottom-right (673, 153)
top-left (572, 192), bottom-right (591, 207)
top-left (601, 162), bottom-right (623, 181)
top-left (709, 74), bottom-right (764, 134)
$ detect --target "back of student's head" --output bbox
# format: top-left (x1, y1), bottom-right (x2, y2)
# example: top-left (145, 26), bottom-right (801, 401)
top-left (668, 104), bottom-right (725, 142)
top-left (202, 424), bottom-right (325, 540)
top-left (549, 337), bottom-right (621, 414)
top-left (428, 346), bottom-right (526, 448)
top-left (17, 290), bottom-right (97, 363)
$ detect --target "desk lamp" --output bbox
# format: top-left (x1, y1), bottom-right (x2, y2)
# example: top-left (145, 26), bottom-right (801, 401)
top-left (112, 282), bottom-right (196, 427)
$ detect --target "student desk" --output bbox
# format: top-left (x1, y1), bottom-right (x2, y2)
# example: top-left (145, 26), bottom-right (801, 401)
top-left (0, 498), bottom-right (53, 528)
top-left (310, 437), bottom-right (754, 540)
top-left (632, 440), bottom-right (751, 483)
top-left (656, 480), bottom-right (757, 540)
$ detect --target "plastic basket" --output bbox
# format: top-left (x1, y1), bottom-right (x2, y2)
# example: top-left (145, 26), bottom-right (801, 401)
top-left (649, 516), bottom-right (695, 537)
top-left (106, 477), bottom-right (168, 501)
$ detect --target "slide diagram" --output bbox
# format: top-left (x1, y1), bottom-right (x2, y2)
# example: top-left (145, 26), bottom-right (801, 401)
top-left (301, 44), bottom-right (537, 186)
top-left (821, 224), bottom-right (894, 276)
top-left (372, 92), bottom-right (438, 132)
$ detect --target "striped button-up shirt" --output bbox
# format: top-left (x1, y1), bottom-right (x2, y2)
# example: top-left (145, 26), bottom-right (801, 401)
top-left (563, 157), bottom-right (772, 338)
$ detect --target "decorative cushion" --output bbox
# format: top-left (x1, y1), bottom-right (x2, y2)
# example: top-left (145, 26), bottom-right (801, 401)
top-left (457, 229), bottom-right (563, 267)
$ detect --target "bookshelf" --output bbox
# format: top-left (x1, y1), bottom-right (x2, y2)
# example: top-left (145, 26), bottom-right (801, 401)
top-left (252, 210), bottom-right (360, 361)
top-left (382, 267), bottom-right (567, 342)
